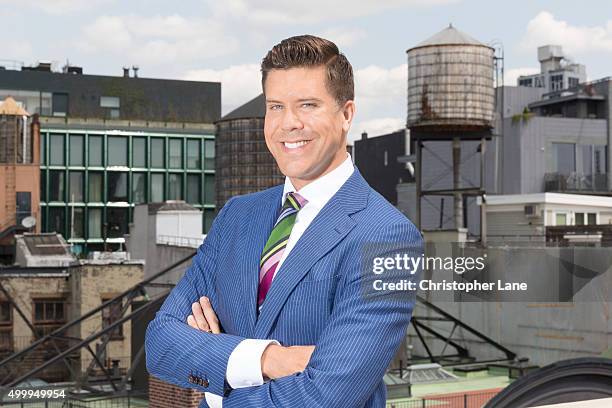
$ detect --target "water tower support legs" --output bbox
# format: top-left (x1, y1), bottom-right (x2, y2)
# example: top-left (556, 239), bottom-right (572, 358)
top-left (452, 138), bottom-right (463, 229)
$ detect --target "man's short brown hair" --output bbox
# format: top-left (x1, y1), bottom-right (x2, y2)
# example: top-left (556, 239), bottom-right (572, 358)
top-left (261, 35), bottom-right (354, 106)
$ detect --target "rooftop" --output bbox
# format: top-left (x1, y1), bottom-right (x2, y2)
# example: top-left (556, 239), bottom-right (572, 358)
top-left (0, 96), bottom-right (30, 116)
top-left (410, 24), bottom-right (488, 50)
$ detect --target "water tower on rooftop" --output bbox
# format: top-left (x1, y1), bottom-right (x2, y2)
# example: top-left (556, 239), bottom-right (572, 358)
top-left (406, 25), bottom-right (499, 244)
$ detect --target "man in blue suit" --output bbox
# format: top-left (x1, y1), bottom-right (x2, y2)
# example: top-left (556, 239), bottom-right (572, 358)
top-left (145, 35), bottom-right (423, 407)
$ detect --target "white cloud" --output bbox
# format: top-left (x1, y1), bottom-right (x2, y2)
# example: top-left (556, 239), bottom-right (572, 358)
top-left (77, 14), bottom-right (239, 67)
top-left (208, 0), bottom-right (458, 25)
top-left (2, 39), bottom-right (34, 62)
top-left (183, 64), bottom-right (262, 115)
top-left (347, 64), bottom-right (407, 142)
top-left (317, 27), bottom-right (367, 48)
top-left (520, 11), bottom-right (612, 54)
top-left (504, 67), bottom-right (540, 86)
top-left (0, 0), bottom-right (113, 14)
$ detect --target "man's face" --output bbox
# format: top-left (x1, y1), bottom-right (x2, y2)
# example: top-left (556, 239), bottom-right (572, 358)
top-left (264, 66), bottom-right (354, 190)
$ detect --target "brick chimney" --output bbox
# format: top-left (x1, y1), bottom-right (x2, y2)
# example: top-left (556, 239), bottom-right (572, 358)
top-left (149, 376), bottom-right (206, 408)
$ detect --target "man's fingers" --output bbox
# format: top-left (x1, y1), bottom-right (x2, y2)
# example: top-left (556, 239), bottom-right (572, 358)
top-left (191, 301), bottom-right (210, 332)
top-left (199, 297), bottom-right (221, 334)
top-left (187, 315), bottom-right (198, 329)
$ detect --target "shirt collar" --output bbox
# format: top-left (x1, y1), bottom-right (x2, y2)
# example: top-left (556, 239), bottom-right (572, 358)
top-left (282, 153), bottom-right (354, 210)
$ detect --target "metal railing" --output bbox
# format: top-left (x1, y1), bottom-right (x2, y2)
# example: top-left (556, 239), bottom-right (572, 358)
top-left (155, 235), bottom-right (204, 249)
top-left (544, 172), bottom-right (608, 192)
top-left (387, 388), bottom-right (501, 408)
top-left (1, 390), bottom-right (148, 407)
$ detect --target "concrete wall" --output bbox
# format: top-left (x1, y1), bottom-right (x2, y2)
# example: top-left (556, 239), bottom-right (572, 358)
top-left (76, 261), bottom-right (144, 374)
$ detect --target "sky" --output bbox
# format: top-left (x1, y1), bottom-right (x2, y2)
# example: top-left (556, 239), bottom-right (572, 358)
top-left (1, 0), bottom-right (611, 143)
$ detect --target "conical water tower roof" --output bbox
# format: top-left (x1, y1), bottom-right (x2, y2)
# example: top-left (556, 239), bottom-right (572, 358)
top-left (410, 24), bottom-right (487, 50)
top-left (0, 96), bottom-right (30, 116)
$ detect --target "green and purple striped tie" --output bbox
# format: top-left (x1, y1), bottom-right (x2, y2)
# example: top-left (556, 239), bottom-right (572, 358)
top-left (257, 191), bottom-right (308, 306)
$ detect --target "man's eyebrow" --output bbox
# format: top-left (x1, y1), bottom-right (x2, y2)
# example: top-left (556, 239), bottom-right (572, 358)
top-left (296, 98), bottom-right (323, 103)
top-left (266, 98), bottom-right (324, 103)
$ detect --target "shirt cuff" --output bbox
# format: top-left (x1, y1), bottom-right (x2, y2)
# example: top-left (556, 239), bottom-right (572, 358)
top-left (205, 392), bottom-right (223, 408)
top-left (226, 338), bottom-right (280, 389)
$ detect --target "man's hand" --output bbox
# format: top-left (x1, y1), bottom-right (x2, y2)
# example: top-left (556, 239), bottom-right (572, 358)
top-left (261, 344), bottom-right (315, 380)
top-left (187, 296), bottom-right (315, 380)
top-left (187, 296), bottom-right (221, 334)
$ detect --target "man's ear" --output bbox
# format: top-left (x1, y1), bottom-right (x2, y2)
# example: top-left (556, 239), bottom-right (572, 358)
top-left (341, 100), bottom-right (355, 133)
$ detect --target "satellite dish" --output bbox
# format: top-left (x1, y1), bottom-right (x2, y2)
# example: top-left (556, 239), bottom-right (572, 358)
top-left (21, 216), bottom-right (36, 229)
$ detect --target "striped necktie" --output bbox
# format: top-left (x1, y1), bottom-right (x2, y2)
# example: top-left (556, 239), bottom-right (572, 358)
top-left (257, 191), bottom-right (308, 307)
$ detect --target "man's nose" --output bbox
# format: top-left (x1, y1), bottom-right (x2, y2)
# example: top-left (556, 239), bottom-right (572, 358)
top-left (281, 107), bottom-right (304, 132)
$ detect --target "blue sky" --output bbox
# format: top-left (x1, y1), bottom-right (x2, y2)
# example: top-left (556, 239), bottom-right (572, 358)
top-left (1, 0), bottom-right (611, 142)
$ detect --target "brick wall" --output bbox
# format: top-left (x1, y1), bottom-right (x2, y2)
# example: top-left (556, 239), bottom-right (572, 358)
top-left (149, 376), bottom-right (206, 408)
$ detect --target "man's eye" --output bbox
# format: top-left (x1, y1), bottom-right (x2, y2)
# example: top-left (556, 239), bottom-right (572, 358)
top-left (301, 103), bottom-right (316, 108)
top-left (269, 105), bottom-right (282, 111)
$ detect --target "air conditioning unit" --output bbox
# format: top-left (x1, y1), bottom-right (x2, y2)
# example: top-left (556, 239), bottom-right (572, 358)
top-left (524, 205), bottom-right (541, 218)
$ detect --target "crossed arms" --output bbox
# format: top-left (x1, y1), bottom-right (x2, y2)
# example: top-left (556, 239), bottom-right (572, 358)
top-left (145, 201), bottom-right (423, 407)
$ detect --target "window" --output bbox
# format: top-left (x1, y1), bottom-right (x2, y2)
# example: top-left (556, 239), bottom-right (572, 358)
top-left (204, 209), bottom-right (216, 233)
top-left (69, 207), bottom-right (84, 239)
top-left (89, 136), bottom-right (103, 166)
top-left (550, 143), bottom-right (575, 175)
top-left (151, 174), bottom-right (164, 202)
top-left (16, 192), bottom-right (31, 225)
top-left (49, 134), bottom-right (64, 166)
top-left (108, 136), bottom-right (128, 166)
top-left (551, 74), bottom-right (563, 91)
top-left (69, 171), bottom-right (84, 202)
top-left (100, 96), bottom-right (120, 108)
top-left (151, 138), bottom-right (165, 168)
top-left (169, 139), bottom-right (182, 168)
top-left (518, 78), bottom-right (533, 87)
top-left (594, 146), bottom-right (606, 174)
top-left (33, 298), bottom-right (67, 341)
top-left (204, 174), bottom-right (215, 204)
top-left (132, 173), bottom-right (147, 204)
top-left (168, 174), bottom-right (182, 200)
top-left (187, 140), bottom-right (201, 169)
top-left (0, 302), bottom-right (12, 352)
top-left (107, 172), bottom-right (128, 202)
top-left (88, 208), bottom-right (102, 238)
top-left (40, 170), bottom-right (46, 202)
top-left (576, 212), bottom-right (597, 225)
top-left (107, 208), bottom-right (128, 238)
top-left (101, 297), bottom-right (123, 340)
top-left (568, 77), bottom-right (579, 88)
top-left (41, 135), bottom-right (46, 165)
top-left (52, 93), bottom-right (68, 117)
top-left (555, 213), bottom-right (568, 226)
top-left (579, 145), bottom-right (593, 175)
top-left (48, 207), bottom-right (65, 236)
top-left (133, 137), bottom-right (146, 167)
top-left (49, 171), bottom-right (65, 202)
top-left (69, 135), bottom-right (84, 166)
top-left (186, 174), bottom-right (200, 204)
top-left (204, 139), bottom-right (215, 170)
top-left (88, 172), bottom-right (103, 202)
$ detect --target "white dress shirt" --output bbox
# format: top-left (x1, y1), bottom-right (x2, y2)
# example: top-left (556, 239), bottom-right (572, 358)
top-left (205, 154), bottom-right (354, 407)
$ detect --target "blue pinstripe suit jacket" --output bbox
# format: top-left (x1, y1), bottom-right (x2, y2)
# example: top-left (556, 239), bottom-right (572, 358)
top-left (145, 168), bottom-right (424, 407)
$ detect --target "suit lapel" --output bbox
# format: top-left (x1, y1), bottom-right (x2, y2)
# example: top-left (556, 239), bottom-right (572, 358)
top-left (254, 169), bottom-right (369, 339)
top-left (241, 186), bottom-right (283, 335)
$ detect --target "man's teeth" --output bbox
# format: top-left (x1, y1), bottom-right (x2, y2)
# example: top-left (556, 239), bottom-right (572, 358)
top-left (284, 141), bottom-right (308, 149)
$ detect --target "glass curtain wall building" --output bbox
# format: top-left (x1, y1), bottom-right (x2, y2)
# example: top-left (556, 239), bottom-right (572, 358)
top-left (40, 129), bottom-right (216, 251)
